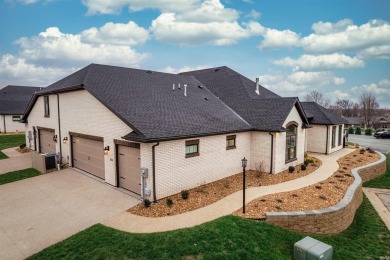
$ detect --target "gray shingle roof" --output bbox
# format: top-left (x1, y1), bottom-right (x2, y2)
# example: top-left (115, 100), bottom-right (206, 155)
top-left (343, 117), bottom-right (365, 125)
top-left (181, 66), bottom-right (309, 131)
top-left (0, 85), bottom-right (41, 114)
top-left (301, 102), bottom-right (348, 125)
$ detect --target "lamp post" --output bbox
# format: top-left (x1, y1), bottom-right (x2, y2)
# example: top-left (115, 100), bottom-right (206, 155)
top-left (242, 157), bottom-right (247, 214)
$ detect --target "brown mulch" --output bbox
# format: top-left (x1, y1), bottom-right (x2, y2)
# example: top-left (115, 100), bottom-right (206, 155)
top-left (128, 156), bottom-right (321, 217)
top-left (233, 149), bottom-right (380, 219)
top-left (16, 147), bottom-right (31, 153)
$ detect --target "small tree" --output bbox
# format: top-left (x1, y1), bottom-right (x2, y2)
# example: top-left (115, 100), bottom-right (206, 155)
top-left (355, 127), bottom-right (362, 135)
top-left (348, 127), bottom-right (354, 134)
top-left (365, 128), bottom-right (373, 136)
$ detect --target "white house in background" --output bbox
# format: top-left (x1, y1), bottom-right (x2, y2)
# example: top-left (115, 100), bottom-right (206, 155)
top-left (0, 85), bottom-right (41, 133)
top-left (22, 64), bottom-right (345, 201)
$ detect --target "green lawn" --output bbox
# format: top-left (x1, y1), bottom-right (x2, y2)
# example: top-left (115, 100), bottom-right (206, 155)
top-left (0, 168), bottom-right (40, 185)
top-left (29, 195), bottom-right (390, 259)
top-left (0, 134), bottom-right (26, 159)
top-left (363, 154), bottom-right (390, 189)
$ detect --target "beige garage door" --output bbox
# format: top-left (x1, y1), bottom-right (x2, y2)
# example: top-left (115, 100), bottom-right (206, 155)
top-left (39, 129), bottom-right (56, 154)
top-left (71, 135), bottom-right (105, 179)
top-left (118, 145), bottom-right (141, 194)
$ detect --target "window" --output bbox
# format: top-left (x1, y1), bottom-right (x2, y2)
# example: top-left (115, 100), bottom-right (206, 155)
top-left (285, 124), bottom-right (297, 162)
top-left (338, 125), bottom-right (342, 146)
top-left (226, 135), bottom-right (236, 150)
top-left (44, 96), bottom-right (50, 117)
top-left (12, 115), bottom-right (22, 122)
top-left (331, 126), bottom-right (336, 148)
top-left (185, 139), bottom-right (199, 158)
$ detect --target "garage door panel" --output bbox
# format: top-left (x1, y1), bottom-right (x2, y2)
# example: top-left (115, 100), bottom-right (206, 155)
top-left (72, 136), bottom-right (105, 179)
top-left (39, 129), bottom-right (56, 154)
top-left (118, 145), bottom-right (140, 194)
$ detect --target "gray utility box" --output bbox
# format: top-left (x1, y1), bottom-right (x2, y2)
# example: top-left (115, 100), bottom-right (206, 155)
top-left (294, 236), bottom-right (333, 260)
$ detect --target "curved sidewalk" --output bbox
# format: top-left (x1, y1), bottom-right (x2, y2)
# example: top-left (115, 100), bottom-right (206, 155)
top-left (102, 148), bottom-right (354, 233)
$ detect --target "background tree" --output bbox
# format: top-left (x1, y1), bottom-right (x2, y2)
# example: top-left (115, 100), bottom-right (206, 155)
top-left (304, 90), bottom-right (331, 108)
top-left (335, 99), bottom-right (355, 117)
top-left (360, 91), bottom-right (379, 127)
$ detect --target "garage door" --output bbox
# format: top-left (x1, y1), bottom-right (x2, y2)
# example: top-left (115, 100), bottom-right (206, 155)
top-left (39, 129), bottom-right (56, 154)
top-left (118, 145), bottom-right (141, 194)
top-left (71, 135), bottom-right (105, 179)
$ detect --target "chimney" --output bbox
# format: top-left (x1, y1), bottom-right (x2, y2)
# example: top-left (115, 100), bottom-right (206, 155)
top-left (255, 77), bottom-right (260, 95)
top-left (173, 83), bottom-right (175, 91)
top-left (184, 84), bottom-right (187, 97)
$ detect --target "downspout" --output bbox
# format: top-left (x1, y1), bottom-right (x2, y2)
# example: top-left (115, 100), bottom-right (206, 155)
top-left (325, 126), bottom-right (329, 155)
top-left (56, 94), bottom-right (62, 164)
top-left (152, 142), bottom-right (160, 203)
top-left (268, 132), bottom-right (274, 174)
top-left (3, 115), bottom-right (6, 133)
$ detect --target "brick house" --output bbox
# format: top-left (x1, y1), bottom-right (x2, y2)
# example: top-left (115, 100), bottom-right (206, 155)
top-left (0, 85), bottom-right (41, 133)
top-left (22, 64), bottom-right (344, 201)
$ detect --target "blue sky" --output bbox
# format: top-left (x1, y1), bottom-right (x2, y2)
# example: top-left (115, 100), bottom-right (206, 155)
top-left (1, 0), bottom-right (389, 107)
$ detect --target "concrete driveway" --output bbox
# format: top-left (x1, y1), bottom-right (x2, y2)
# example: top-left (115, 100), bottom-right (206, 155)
top-left (348, 134), bottom-right (390, 154)
top-left (0, 168), bottom-right (139, 259)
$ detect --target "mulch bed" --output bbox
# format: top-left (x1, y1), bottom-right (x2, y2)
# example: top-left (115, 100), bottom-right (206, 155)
top-left (128, 156), bottom-right (321, 217)
top-left (233, 149), bottom-right (380, 219)
top-left (16, 147), bottom-right (31, 153)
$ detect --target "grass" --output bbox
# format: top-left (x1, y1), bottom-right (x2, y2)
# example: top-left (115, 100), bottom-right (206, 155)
top-left (0, 168), bottom-right (41, 185)
top-left (0, 134), bottom-right (26, 159)
top-left (29, 194), bottom-right (390, 259)
top-left (363, 154), bottom-right (390, 189)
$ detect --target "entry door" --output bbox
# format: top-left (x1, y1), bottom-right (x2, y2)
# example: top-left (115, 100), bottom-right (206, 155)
top-left (39, 129), bottom-right (56, 154)
top-left (118, 145), bottom-right (141, 194)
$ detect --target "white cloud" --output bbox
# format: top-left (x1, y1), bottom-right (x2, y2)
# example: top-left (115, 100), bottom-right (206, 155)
top-left (259, 28), bottom-right (300, 49)
top-left (379, 79), bottom-right (390, 87)
top-left (311, 19), bottom-right (353, 35)
top-left (301, 19), bottom-right (390, 53)
top-left (81, 0), bottom-right (198, 15)
top-left (7, 0), bottom-right (39, 4)
top-left (0, 54), bottom-right (74, 87)
top-left (357, 45), bottom-right (390, 59)
top-left (162, 65), bottom-right (210, 74)
top-left (150, 13), bottom-right (264, 46)
top-left (15, 27), bottom-right (148, 68)
top-left (331, 90), bottom-right (350, 100)
top-left (80, 21), bottom-right (150, 46)
top-left (333, 77), bottom-right (346, 85)
top-left (245, 9), bottom-right (261, 20)
top-left (350, 80), bottom-right (390, 107)
top-left (272, 54), bottom-right (365, 71)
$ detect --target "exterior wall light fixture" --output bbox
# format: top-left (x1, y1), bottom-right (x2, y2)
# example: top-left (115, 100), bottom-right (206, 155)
top-left (63, 137), bottom-right (68, 144)
top-left (103, 146), bottom-right (110, 155)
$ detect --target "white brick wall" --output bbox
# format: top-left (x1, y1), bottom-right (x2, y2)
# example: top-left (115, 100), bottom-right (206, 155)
top-left (250, 132), bottom-right (272, 173)
top-left (25, 90), bottom-right (133, 186)
top-left (141, 132), bottom-right (252, 199)
top-left (306, 124), bottom-right (344, 154)
top-left (0, 115), bottom-right (25, 133)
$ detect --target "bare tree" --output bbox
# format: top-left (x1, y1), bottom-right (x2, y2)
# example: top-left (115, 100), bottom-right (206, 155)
top-left (304, 90), bottom-right (331, 108)
top-left (360, 91), bottom-right (379, 127)
top-left (335, 99), bottom-right (355, 117)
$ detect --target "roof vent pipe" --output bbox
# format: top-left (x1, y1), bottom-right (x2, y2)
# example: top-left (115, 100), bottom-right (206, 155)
top-left (255, 77), bottom-right (260, 95)
top-left (178, 83), bottom-right (181, 90)
top-left (173, 83), bottom-right (175, 91)
top-left (184, 84), bottom-right (187, 97)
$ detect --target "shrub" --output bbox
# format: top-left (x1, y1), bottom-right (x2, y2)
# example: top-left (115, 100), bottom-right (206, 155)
top-left (166, 198), bottom-right (173, 207)
top-left (301, 164), bottom-right (307, 171)
top-left (181, 189), bottom-right (189, 200)
top-left (366, 147), bottom-right (375, 153)
top-left (304, 158), bottom-right (314, 165)
top-left (304, 152), bottom-right (308, 158)
top-left (19, 144), bottom-right (26, 149)
top-left (360, 148), bottom-right (365, 154)
top-left (143, 199), bottom-right (151, 208)
top-left (355, 127), bottom-right (362, 135)
top-left (288, 166), bottom-right (295, 173)
top-left (348, 127), bottom-right (354, 134)
top-left (365, 128), bottom-right (373, 136)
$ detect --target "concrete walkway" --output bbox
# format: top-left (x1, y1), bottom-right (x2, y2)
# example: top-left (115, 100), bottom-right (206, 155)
top-left (0, 147), bottom-right (32, 174)
top-left (102, 148), bottom-right (355, 233)
top-left (363, 188), bottom-right (390, 230)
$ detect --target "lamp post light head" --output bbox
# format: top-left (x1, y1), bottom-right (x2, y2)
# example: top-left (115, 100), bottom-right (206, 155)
top-left (241, 157), bottom-right (247, 168)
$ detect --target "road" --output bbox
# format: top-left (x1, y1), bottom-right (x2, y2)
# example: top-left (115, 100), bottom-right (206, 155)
top-left (348, 134), bottom-right (390, 154)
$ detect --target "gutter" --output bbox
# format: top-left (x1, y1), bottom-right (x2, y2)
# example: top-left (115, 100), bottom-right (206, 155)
top-left (56, 94), bottom-right (62, 164)
top-left (268, 132), bottom-right (274, 174)
top-left (152, 142), bottom-right (159, 203)
top-left (325, 126), bottom-right (329, 155)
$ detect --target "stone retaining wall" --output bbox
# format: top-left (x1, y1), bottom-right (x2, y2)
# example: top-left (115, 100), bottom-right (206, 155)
top-left (265, 152), bottom-right (387, 234)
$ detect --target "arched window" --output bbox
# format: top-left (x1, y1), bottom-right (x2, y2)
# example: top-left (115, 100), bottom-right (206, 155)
top-left (285, 123), bottom-right (297, 162)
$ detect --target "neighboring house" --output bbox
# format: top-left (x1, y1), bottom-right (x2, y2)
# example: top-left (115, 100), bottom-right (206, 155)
top-left (0, 85), bottom-right (41, 133)
top-left (343, 117), bottom-right (366, 129)
top-left (372, 116), bottom-right (390, 130)
top-left (22, 64), bottom-right (342, 201)
top-left (302, 102), bottom-right (347, 154)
